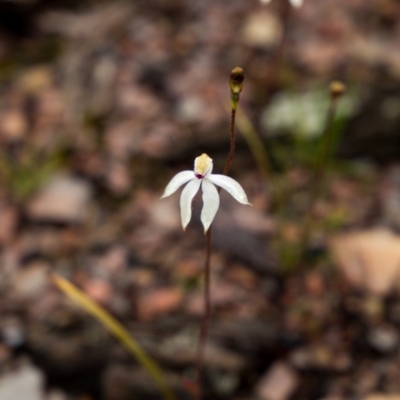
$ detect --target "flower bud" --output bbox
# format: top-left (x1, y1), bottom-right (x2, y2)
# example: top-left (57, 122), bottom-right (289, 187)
top-left (230, 67), bottom-right (245, 109)
top-left (329, 80), bottom-right (346, 101)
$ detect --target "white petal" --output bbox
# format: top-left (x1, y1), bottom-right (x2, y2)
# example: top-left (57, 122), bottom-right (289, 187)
top-left (208, 174), bottom-right (250, 205)
top-left (180, 178), bottom-right (201, 230)
top-left (290, 0), bottom-right (303, 7)
top-left (201, 180), bottom-right (220, 233)
top-left (161, 171), bottom-right (194, 198)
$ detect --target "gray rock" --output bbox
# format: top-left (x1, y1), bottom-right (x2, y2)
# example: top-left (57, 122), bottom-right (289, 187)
top-left (0, 360), bottom-right (44, 400)
top-left (367, 326), bottom-right (399, 353)
top-left (27, 175), bottom-right (92, 224)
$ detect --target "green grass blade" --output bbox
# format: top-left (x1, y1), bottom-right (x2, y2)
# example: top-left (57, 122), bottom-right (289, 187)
top-left (50, 273), bottom-right (176, 400)
top-left (235, 107), bottom-right (271, 180)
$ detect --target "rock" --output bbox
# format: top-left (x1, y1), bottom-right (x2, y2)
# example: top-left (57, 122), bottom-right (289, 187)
top-left (11, 261), bottom-right (50, 301)
top-left (242, 11), bottom-right (282, 48)
top-left (290, 345), bottom-right (351, 372)
top-left (175, 96), bottom-right (206, 123)
top-left (137, 287), bottom-right (184, 320)
top-left (27, 175), bottom-right (92, 224)
top-left (83, 279), bottom-right (113, 306)
top-left (150, 194), bottom-right (181, 231)
top-left (209, 370), bottom-right (239, 397)
top-left (367, 326), bottom-right (399, 353)
top-left (0, 360), bottom-right (44, 400)
top-left (156, 333), bottom-right (246, 371)
top-left (1, 317), bottom-right (25, 348)
top-left (330, 229), bottom-right (400, 296)
top-left (255, 362), bottom-right (299, 400)
top-left (0, 110), bottom-right (27, 141)
top-left (212, 319), bottom-right (279, 355)
top-left (16, 66), bottom-right (54, 94)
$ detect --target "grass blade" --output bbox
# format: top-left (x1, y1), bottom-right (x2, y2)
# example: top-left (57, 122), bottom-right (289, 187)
top-left (50, 273), bottom-right (176, 400)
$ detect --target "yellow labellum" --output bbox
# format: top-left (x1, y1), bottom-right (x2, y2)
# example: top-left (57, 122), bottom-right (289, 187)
top-left (194, 153), bottom-right (212, 177)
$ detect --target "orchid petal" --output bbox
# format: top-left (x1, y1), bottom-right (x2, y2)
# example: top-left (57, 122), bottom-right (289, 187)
top-left (161, 171), bottom-right (194, 198)
top-left (201, 179), bottom-right (220, 233)
top-left (180, 178), bottom-right (201, 230)
top-left (208, 174), bottom-right (250, 205)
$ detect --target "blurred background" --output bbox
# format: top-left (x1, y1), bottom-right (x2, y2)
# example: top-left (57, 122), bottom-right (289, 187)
top-left (1, 0), bottom-right (400, 399)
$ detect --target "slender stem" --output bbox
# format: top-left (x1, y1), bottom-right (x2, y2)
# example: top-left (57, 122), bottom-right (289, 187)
top-left (195, 108), bottom-right (237, 399)
top-left (195, 68), bottom-right (242, 399)
top-left (195, 229), bottom-right (212, 400)
top-left (301, 95), bottom-right (340, 256)
top-left (316, 99), bottom-right (337, 181)
top-left (315, 81), bottom-right (346, 184)
top-left (194, 108), bottom-right (236, 399)
top-left (222, 108), bottom-right (237, 177)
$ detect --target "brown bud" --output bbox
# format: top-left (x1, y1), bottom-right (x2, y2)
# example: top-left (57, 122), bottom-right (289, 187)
top-left (230, 67), bottom-right (245, 94)
top-left (329, 80), bottom-right (346, 100)
top-left (230, 67), bottom-right (245, 109)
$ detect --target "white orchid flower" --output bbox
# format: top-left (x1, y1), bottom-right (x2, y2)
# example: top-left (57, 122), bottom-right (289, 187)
top-left (260, 0), bottom-right (303, 7)
top-left (161, 153), bottom-right (250, 233)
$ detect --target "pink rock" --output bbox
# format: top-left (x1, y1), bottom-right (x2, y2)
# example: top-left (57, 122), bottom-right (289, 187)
top-left (256, 362), bottom-right (299, 400)
top-left (83, 279), bottom-right (113, 305)
top-left (137, 288), bottom-right (183, 320)
top-left (12, 262), bottom-right (50, 301)
top-left (0, 110), bottom-right (27, 141)
top-left (330, 229), bottom-right (400, 296)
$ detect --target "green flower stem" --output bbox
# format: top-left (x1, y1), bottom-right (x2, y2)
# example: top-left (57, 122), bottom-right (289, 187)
top-left (301, 82), bottom-right (346, 257)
